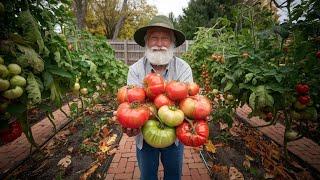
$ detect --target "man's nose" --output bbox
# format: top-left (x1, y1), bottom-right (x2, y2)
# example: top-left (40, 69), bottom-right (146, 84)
top-left (155, 39), bottom-right (163, 47)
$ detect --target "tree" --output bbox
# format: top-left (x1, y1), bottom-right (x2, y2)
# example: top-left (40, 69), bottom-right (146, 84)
top-left (86, 0), bottom-right (156, 39)
top-left (73, 0), bottom-right (88, 30)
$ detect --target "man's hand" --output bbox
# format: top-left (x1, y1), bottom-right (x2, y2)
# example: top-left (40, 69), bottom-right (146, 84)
top-left (113, 111), bottom-right (141, 137)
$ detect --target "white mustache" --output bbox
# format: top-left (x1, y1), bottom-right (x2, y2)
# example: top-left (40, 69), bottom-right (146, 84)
top-left (150, 46), bottom-right (168, 51)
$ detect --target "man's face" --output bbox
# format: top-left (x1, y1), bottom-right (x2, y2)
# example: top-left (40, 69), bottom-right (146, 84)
top-left (146, 27), bottom-right (173, 48)
top-left (145, 27), bottom-right (175, 65)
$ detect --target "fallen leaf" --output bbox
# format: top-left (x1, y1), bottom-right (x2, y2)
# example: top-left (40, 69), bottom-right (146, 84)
top-left (211, 164), bottom-right (228, 175)
top-left (245, 155), bottom-right (254, 161)
top-left (229, 126), bottom-right (240, 136)
top-left (219, 122), bottom-right (228, 130)
top-left (106, 133), bottom-right (117, 146)
top-left (229, 167), bottom-right (244, 180)
top-left (204, 140), bottom-right (216, 154)
top-left (80, 161), bottom-right (101, 180)
top-left (99, 141), bottom-right (111, 153)
top-left (57, 155), bottom-right (72, 168)
top-left (107, 148), bottom-right (117, 155)
top-left (243, 159), bottom-right (251, 169)
top-left (101, 126), bottom-right (109, 137)
top-left (264, 172), bottom-right (274, 179)
top-left (68, 147), bottom-right (73, 153)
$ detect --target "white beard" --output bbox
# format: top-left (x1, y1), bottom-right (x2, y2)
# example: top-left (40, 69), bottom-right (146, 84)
top-left (145, 45), bottom-right (174, 65)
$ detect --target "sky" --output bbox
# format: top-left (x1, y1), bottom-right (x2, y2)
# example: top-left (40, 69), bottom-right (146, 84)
top-left (146, 0), bottom-right (189, 18)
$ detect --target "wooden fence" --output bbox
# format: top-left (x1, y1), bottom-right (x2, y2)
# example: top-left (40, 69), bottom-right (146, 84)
top-left (108, 40), bottom-right (193, 65)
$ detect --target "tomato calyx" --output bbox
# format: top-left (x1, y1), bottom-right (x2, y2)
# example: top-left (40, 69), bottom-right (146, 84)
top-left (185, 117), bottom-right (196, 134)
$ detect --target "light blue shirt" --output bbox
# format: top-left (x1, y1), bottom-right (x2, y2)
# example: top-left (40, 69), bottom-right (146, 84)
top-left (127, 56), bottom-right (193, 150)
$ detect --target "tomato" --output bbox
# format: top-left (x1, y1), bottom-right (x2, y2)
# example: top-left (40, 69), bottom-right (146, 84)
top-left (226, 94), bottom-right (234, 101)
top-left (176, 120), bottom-right (209, 147)
top-left (3, 86), bottom-right (23, 99)
top-left (154, 94), bottom-right (174, 109)
top-left (187, 82), bottom-right (200, 96)
top-left (158, 105), bottom-right (184, 127)
top-left (7, 64), bottom-right (21, 75)
top-left (143, 73), bottom-right (165, 100)
top-left (73, 83), bottom-right (80, 91)
top-left (80, 88), bottom-right (88, 95)
top-left (144, 103), bottom-right (157, 119)
top-left (117, 102), bottom-right (150, 128)
top-left (285, 130), bottom-right (299, 141)
top-left (142, 119), bottom-right (176, 148)
top-left (0, 64), bottom-right (8, 78)
top-left (179, 95), bottom-right (212, 120)
top-left (0, 79), bottom-right (10, 91)
top-left (298, 95), bottom-right (310, 105)
top-left (0, 121), bottom-right (23, 143)
top-left (165, 81), bottom-right (188, 101)
top-left (294, 101), bottom-right (306, 110)
top-left (117, 86), bottom-right (146, 103)
top-left (10, 75), bottom-right (26, 87)
top-left (211, 89), bottom-right (219, 95)
top-left (316, 51), bottom-right (320, 59)
top-left (295, 84), bottom-right (309, 95)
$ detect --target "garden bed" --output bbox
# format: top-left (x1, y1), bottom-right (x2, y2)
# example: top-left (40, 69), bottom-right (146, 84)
top-left (5, 97), bottom-right (122, 180)
top-left (201, 118), bottom-right (319, 180)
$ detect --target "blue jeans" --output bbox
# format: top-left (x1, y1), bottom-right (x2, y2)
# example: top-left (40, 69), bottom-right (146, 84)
top-left (136, 140), bottom-right (184, 180)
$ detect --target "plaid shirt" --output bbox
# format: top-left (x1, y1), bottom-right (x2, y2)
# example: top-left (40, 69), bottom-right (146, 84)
top-left (127, 56), bottom-right (193, 150)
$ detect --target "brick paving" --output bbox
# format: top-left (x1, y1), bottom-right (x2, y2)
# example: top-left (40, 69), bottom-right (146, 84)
top-left (236, 104), bottom-right (320, 173)
top-left (1, 102), bottom-right (320, 177)
top-left (106, 134), bottom-right (211, 180)
top-left (0, 104), bottom-right (71, 174)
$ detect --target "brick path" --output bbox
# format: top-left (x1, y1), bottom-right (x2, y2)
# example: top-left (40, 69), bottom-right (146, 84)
top-left (106, 134), bottom-right (211, 180)
top-left (236, 104), bottom-right (320, 172)
top-left (0, 105), bottom-right (71, 174)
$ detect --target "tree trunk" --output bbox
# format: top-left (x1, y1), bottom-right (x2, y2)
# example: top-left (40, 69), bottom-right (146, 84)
top-left (74, 0), bottom-right (88, 30)
top-left (112, 0), bottom-right (128, 40)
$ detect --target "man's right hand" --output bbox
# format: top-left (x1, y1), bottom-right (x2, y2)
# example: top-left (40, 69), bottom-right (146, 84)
top-left (113, 111), bottom-right (141, 137)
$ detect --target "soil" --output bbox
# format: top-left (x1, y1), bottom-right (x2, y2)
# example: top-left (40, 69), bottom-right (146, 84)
top-left (201, 118), bottom-right (319, 180)
top-left (5, 96), bottom-right (122, 180)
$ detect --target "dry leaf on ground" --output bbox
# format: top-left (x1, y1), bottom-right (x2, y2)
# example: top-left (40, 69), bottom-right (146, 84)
top-left (204, 140), bottom-right (216, 154)
top-left (219, 122), bottom-right (228, 130)
top-left (229, 166), bottom-right (244, 180)
top-left (211, 164), bottom-right (228, 175)
top-left (242, 159), bottom-right (251, 169)
top-left (57, 155), bottom-right (72, 168)
top-left (67, 147), bottom-right (73, 153)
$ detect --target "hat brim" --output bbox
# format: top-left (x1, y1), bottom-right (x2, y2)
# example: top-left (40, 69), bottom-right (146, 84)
top-left (134, 26), bottom-right (186, 47)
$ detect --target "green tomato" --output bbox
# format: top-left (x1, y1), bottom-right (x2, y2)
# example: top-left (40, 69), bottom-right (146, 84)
top-left (0, 56), bottom-right (4, 64)
top-left (285, 130), bottom-right (299, 141)
top-left (7, 64), bottom-right (21, 75)
top-left (0, 79), bottom-right (10, 91)
top-left (10, 75), bottom-right (26, 87)
top-left (73, 82), bottom-right (80, 91)
top-left (158, 105), bottom-right (184, 127)
top-left (211, 89), bottom-right (219, 95)
top-left (0, 64), bottom-right (9, 78)
top-left (80, 88), bottom-right (88, 95)
top-left (0, 102), bottom-right (8, 112)
top-left (301, 107), bottom-right (318, 122)
top-left (2, 86), bottom-right (24, 99)
top-left (226, 94), bottom-right (234, 101)
top-left (294, 101), bottom-right (306, 110)
top-left (142, 119), bottom-right (176, 148)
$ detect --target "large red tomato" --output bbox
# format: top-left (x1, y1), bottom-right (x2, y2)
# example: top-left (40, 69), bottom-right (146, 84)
top-left (188, 82), bottom-right (200, 96)
top-left (143, 73), bottom-right (165, 100)
top-left (154, 94), bottom-right (174, 109)
top-left (179, 95), bottom-right (212, 120)
top-left (116, 102), bottom-right (150, 128)
top-left (165, 81), bottom-right (188, 101)
top-left (176, 120), bottom-right (209, 147)
top-left (117, 86), bottom-right (146, 103)
top-left (0, 121), bottom-right (23, 143)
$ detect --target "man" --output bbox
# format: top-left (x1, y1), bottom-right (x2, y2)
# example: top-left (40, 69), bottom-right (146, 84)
top-left (123, 15), bottom-right (193, 180)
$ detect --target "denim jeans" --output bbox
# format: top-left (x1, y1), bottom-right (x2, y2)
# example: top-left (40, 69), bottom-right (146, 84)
top-left (136, 140), bottom-right (184, 180)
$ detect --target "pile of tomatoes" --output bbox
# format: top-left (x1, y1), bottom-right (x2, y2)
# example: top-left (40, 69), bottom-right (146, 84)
top-left (116, 73), bottom-right (212, 148)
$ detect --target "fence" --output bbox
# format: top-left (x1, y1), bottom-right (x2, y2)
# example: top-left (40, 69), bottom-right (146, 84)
top-left (108, 40), bottom-right (193, 65)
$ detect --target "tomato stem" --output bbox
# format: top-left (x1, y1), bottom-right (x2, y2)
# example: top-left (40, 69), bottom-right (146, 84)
top-left (185, 117), bottom-right (196, 134)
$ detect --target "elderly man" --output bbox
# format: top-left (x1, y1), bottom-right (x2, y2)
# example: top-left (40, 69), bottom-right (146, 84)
top-left (123, 15), bottom-right (193, 180)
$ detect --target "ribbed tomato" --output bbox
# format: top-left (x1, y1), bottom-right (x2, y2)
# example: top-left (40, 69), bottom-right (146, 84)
top-left (117, 86), bottom-right (146, 103)
top-left (158, 105), bottom-right (184, 127)
top-left (179, 95), bottom-right (212, 120)
top-left (187, 82), bottom-right (200, 96)
top-left (165, 81), bottom-right (188, 101)
top-left (143, 73), bottom-right (165, 100)
top-left (154, 94), bottom-right (174, 109)
top-left (116, 102), bottom-right (150, 128)
top-left (176, 120), bottom-right (209, 147)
